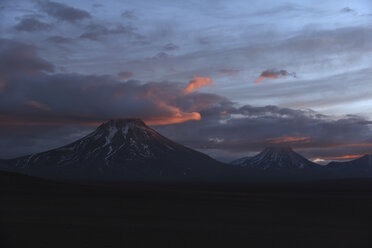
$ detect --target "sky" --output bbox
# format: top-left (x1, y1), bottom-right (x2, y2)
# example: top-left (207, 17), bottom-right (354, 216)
top-left (0, 0), bottom-right (372, 163)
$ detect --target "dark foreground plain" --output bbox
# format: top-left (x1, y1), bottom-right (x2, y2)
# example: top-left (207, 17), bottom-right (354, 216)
top-left (1, 171), bottom-right (372, 248)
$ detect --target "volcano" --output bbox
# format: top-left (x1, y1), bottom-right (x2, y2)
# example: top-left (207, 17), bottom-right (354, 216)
top-left (231, 147), bottom-right (319, 169)
top-left (2, 119), bottom-right (224, 181)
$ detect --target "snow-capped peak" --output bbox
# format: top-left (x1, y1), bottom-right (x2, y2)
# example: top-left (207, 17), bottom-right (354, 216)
top-left (5, 118), bottom-right (222, 181)
top-left (231, 146), bottom-right (318, 169)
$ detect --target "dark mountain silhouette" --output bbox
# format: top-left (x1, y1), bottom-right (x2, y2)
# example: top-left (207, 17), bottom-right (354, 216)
top-left (2, 119), bottom-right (372, 182)
top-left (231, 147), bottom-right (319, 169)
top-left (1, 119), bottom-right (224, 181)
top-left (327, 155), bottom-right (372, 173)
top-left (230, 156), bottom-right (252, 166)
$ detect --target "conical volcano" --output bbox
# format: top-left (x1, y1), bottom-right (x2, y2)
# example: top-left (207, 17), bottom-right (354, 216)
top-left (231, 146), bottom-right (318, 169)
top-left (5, 119), bottom-right (223, 181)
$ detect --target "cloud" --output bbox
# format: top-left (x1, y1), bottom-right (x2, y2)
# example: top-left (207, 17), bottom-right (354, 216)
top-left (26, 100), bottom-right (51, 111)
top-left (0, 75), bottom-right (206, 128)
top-left (118, 71), bottom-right (133, 80)
top-left (155, 104), bottom-right (372, 161)
top-left (80, 24), bottom-right (141, 41)
top-left (1, 38), bottom-right (372, 161)
top-left (38, 0), bottom-right (91, 22)
top-left (219, 69), bottom-right (241, 75)
top-left (121, 10), bottom-right (136, 19)
top-left (340, 7), bottom-right (356, 14)
top-left (254, 69), bottom-right (296, 83)
top-left (152, 52), bottom-right (169, 59)
top-left (323, 154), bottom-right (362, 160)
top-left (46, 36), bottom-right (74, 44)
top-left (183, 76), bottom-right (213, 94)
top-left (251, 3), bottom-right (309, 17)
top-left (163, 43), bottom-right (179, 51)
top-left (266, 136), bottom-right (311, 144)
top-left (0, 39), bottom-right (54, 79)
top-left (0, 42), bottom-right (213, 130)
top-left (14, 18), bottom-right (52, 32)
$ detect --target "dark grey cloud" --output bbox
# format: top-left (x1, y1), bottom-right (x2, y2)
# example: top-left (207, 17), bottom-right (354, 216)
top-left (14, 17), bottom-right (52, 32)
top-left (219, 69), bottom-right (241, 75)
top-left (0, 40), bottom-right (207, 129)
top-left (38, 0), bottom-right (91, 22)
top-left (156, 104), bottom-right (372, 161)
top-left (340, 7), bottom-right (356, 14)
top-left (163, 43), bottom-right (179, 51)
top-left (152, 52), bottom-right (169, 59)
top-left (46, 36), bottom-right (74, 44)
top-left (80, 24), bottom-right (141, 41)
top-left (118, 71), bottom-right (133, 80)
top-left (261, 69), bottom-right (296, 78)
top-left (121, 10), bottom-right (136, 19)
top-left (254, 69), bottom-right (296, 83)
top-left (0, 39), bottom-right (54, 79)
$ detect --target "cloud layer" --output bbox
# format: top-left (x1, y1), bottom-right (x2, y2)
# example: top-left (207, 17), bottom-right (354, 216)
top-left (1, 1), bottom-right (372, 162)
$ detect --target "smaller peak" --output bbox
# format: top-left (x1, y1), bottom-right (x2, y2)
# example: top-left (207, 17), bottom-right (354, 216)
top-left (101, 118), bottom-right (147, 129)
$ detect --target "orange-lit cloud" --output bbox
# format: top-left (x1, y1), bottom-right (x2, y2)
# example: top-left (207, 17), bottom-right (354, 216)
top-left (184, 76), bottom-right (213, 94)
top-left (323, 154), bottom-right (363, 160)
top-left (134, 84), bottom-right (203, 125)
top-left (254, 75), bottom-right (279, 83)
top-left (143, 97), bottom-right (201, 125)
top-left (346, 143), bottom-right (372, 147)
top-left (26, 100), bottom-right (51, 111)
top-left (254, 69), bottom-right (296, 83)
top-left (319, 142), bottom-right (372, 149)
top-left (144, 111), bottom-right (201, 125)
top-left (266, 136), bottom-right (311, 144)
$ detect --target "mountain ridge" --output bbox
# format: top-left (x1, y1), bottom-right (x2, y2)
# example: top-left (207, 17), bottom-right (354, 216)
top-left (1, 119), bottom-right (372, 182)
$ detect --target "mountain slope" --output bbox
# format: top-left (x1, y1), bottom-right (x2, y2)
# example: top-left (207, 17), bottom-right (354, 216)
top-left (327, 155), bottom-right (372, 172)
top-left (2, 119), bottom-right (224, 181)
top-left (231, 147), bottom-right (319, 169)
top-left (230, 156), bottom-right (252, 166)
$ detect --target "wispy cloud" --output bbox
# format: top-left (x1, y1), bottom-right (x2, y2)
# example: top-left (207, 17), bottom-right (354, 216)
top-left (254, 69), bottom-right (296, 83)
top-left (38, 0), bottom-right (91, 22)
